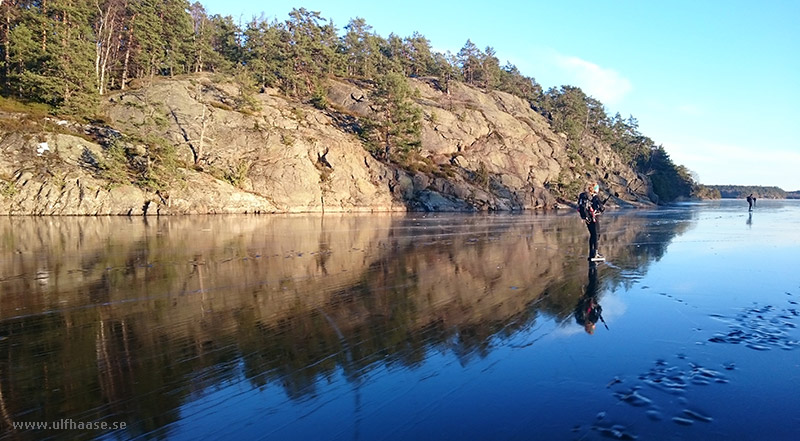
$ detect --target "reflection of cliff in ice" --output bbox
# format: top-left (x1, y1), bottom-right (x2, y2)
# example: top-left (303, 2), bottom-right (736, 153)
top-left (0, 211), bottom-right (694, 436)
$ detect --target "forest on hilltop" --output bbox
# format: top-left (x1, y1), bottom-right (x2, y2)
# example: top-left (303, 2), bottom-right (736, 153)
top-left (0, 0), bottom-right (701, 203)
top-left (705, 185), bottom-right (788, 199)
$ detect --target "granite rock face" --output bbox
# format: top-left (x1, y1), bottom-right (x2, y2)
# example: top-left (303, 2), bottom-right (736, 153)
top-left (0, 75), bottom-right (654, 215)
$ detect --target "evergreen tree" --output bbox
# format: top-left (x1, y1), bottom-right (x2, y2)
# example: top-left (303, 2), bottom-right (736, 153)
top-left (606, 113), bottom-right (654, 166)
top-left (342, 17), bottom-right (381, 79)
top-left (5, 4), bottom-right (43, 99)
top-left (188, 2), bottom-right (208, 72)
top-left (0, 1), bottom-right (13, 87)
top-left (242, 17), bottom-right (284, 88)
top-left (53, 0), bottom-right (97, 114)
top-left (584, 97), bottom-right (606, 134)
top-left (541, 85), bottom-right (589, 146)
top-left (457, 39), bottom-right (481, 85)
top-left (429, 50), bottom-right (460, 94)
top-left (497, 62), bottom-right (542, 101)
top-left (283, 8), bottom-right (340, 97)
top-left (403, 32), bottom-right (434, 77)
top-left (161, 0), bottom-right (195, 77)
top-left (380, 33), bottom-right (406, 74)
top-left (367, 71), bottom-right (422, 160)
top-left (8, 0), bottom-right (98, 114)
top-left (1, 1), bottom-right (31, 94)
top-left (480, 46), bottom-right (501, 90)
top-left (645, 146), bottom-right (693, 202)
top-left (129, 0), bottom-right (165, 79)
top-left (208, 13), bottom-right (240, 68)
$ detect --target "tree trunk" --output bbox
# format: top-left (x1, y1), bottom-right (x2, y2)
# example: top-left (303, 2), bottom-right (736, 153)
top-left (1, 1), bottom-right (10, 85)
top-left (94, 1), bottom-right (106, 94)
top-left (99, 19), bottom-right (115, 95)
top-left (61, 7), bottom-right (70, 103)
top-left (196, 105), bottom-right (207, 164)
top-left (95, 0), bottom-right (119, 95)
top-left (41, 0), bottom-right (47, 51)
top-left (121, 43), bottom-right (130, 90)
top-left (121, 16), bottom-right (134, 90)
top-left (194, 18), bottom-right (203, 72)
top-left (149, 52), bottom-right (156, 79)
top-left (384, 133), bottom-right (390, 159)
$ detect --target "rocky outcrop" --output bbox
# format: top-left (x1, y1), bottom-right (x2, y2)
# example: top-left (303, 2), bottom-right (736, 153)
top-left (0, 74), bottom-right (655, 215)
top-left (327, 78), bottom-right (654, 210)
top-left (0, 130), bottom-right (277, 215)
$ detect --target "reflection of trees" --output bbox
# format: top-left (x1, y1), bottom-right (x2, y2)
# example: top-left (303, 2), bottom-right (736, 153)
top-left (0, 210), bottom-right (694, 438)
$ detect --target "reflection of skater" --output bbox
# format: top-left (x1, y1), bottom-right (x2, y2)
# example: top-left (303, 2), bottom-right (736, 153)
top-left (746, 194), bottom-right (754, 211)
top-left (578, 182), bottom-right (606, 261)
top-left (574, 263), bottom-right (608, 334)
top-left (747, 212), bottom-right (752, 226)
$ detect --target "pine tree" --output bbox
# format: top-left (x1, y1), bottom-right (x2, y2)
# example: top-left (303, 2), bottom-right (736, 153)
top-left (53, 0), bottom-right (98, 114)
top-left (497, 62), bottom-right (542, 101)
top-left (242, 17), bottom-right (283, 88)
top-left (481, 46), bottom-right (501, 90)
top-left (429, 51), bottom-right (460, 94)
top-left (161, 0), bottom-right (194, 77)
top-left (283, 8), bottom-right (340, 97)
top-left (541, 85), bottom-right (589, 146)
top-left (646, 146), bottom-right (693, 202)
top-left (6, 3), bottom-right (44, 99)
top-left (367, 71), bottom-right (422, 160)
top-left (0, 0), bottom-right (24, 90)
top-left (403, 32), bottom-right (434, 77)
top-left (381, 33), bottom-right (406, 74)
top-left (457, 39), bottom-right (481, 86)
top-left (7, 0), bottom-right (98, 114)
top-left (129, 0), bottom-right (165, 79)
top-left (343, 17), bottom-right (380, 79)
top-left (208, 13), bottom-right (240, 68)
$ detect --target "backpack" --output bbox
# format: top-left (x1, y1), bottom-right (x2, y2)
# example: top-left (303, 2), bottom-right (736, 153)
top-left (577, 192), bottom-right (591, 220)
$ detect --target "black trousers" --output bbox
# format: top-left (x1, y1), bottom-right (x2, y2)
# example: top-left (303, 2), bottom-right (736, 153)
top-left (587, 221), bottom-right (599, 257)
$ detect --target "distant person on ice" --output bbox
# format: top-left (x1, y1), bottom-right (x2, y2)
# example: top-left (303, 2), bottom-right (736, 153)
top-left (747, 194), bottom-right (754, 211)
top-left (577, 182), bottom-right (605, 261)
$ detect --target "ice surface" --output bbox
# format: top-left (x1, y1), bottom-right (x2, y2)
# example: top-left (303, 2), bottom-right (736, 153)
top-left (1, 199), bottom-right (798, 440)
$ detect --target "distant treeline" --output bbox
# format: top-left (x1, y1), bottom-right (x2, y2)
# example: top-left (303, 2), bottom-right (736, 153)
top-left (705, 185), bottom-right (787, 199)
top-left (786, 191), bottom-right (800, 199)
top-left (0, 1), bottom-right (697, 201)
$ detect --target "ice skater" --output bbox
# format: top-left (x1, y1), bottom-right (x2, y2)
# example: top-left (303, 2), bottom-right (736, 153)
top-left (746, 193), bottom-right (754, 211)
top-left (577, 182), bottom-right (606, 261)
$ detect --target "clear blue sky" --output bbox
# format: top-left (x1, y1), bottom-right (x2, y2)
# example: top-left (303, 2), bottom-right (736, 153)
top-left (201, 0), bottom-right (800, 191)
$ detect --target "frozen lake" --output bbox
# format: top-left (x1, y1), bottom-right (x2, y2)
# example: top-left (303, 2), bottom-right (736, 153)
top-left (1, 199), bottom-right (799, 440)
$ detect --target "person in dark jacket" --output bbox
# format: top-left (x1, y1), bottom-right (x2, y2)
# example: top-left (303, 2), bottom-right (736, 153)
top-left (578, 183), bottom-right (606, 261)
top-left (746, 194), bottom-right (754, 211)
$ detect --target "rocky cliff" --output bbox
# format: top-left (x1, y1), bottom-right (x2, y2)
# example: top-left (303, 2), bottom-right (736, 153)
top-left (0, 74), bottom-right (655, 215)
